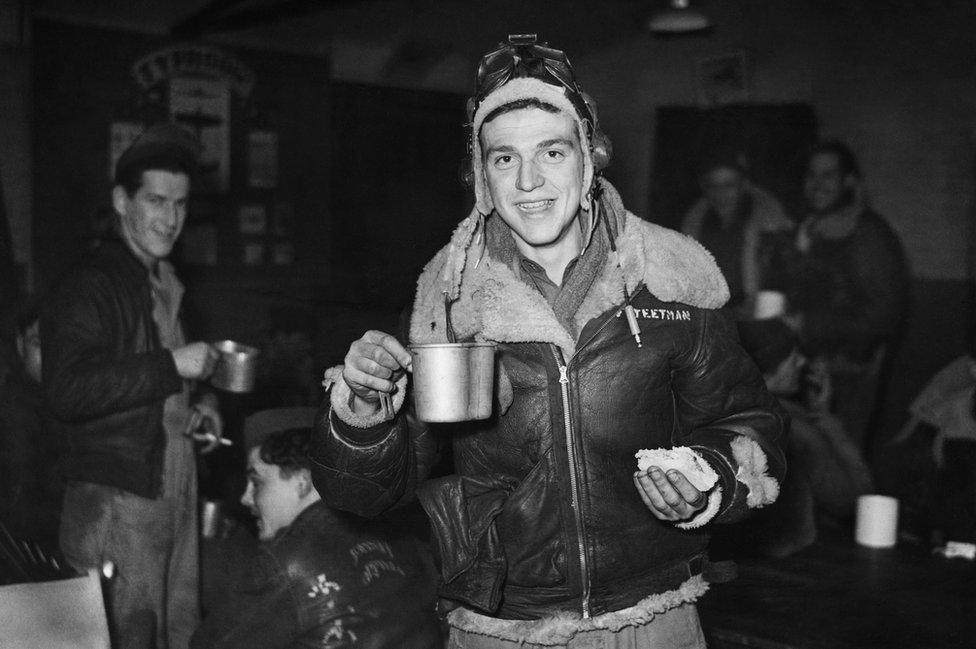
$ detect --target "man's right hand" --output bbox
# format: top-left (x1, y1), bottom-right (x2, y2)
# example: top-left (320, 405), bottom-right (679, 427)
top-left (343, 330), bottom-right (412, 415)
top-left (172, 342), bottom-right (219, 380)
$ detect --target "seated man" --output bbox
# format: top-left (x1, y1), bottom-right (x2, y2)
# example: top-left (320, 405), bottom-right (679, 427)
top-left (725, 318), bottom-right (874, 557)
top-left (0, 301), bottom-right (63, 549)
top-left (191, 426), bottom-right (442, 649)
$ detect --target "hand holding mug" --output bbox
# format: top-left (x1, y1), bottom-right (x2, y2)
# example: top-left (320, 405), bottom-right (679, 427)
top-left (172, 342), bottom-right (218, 380)
top-left (342, 330), bottom-right (412, 415)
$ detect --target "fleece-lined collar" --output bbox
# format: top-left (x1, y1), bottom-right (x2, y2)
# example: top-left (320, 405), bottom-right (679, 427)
top-left (409, 180), bottom-right (729, 358)
top-left (802, 183), bottom-right (868, 241)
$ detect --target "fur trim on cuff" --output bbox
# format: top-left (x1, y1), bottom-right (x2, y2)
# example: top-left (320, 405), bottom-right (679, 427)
top-left (676, 487), bottom-right (723, 529)
top-left (731, 435), bottom-right (780, 508)
top-left (446, 575), bottom-right (708, 645)
top-left (326, 365), bottom-right (409, 429)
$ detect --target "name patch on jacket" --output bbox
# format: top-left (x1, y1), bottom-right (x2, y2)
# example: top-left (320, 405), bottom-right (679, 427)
top-left (618, 308), bottom-right (692, 321)
top-left (349, 540), bottom-right (406, 584)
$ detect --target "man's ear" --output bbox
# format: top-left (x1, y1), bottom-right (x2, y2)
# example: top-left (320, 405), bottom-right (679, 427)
top-left (296, 469), bottom-right (315, 499)
top-left (111, 186), bottom-right (128, 219)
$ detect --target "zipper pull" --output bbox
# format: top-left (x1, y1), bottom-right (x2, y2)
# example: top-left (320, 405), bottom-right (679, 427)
top-left (624, 304), bottom-right (643, 348)
top-left (558, 365), bottom-right (569, 385)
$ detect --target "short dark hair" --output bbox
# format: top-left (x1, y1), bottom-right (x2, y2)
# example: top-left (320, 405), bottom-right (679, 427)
top-left (258, 427), bottom-right (312, 479)
top-left (480, 98), bottom-right (561, 130)
top-left (806, 140), bottom-right (861, 179)
top-left (113, 123), bottom-right (201, 196)
top-left (115, 154), bottom-right (195, 198)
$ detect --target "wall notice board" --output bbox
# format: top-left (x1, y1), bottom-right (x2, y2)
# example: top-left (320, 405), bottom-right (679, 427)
top-left (32, 20), bottom-right (331, 295)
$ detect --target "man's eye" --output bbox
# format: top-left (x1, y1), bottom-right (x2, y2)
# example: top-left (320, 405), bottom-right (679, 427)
top-left (542, 150), bottom-right (566, 163)
top-left (493, 155), bottom-right (516, 169)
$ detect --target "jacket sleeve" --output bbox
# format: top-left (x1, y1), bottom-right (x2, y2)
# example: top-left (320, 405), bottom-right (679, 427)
top-left (309, 373), bottom-right (441, 518)
top-left (40, 267), bottom-right (182, 423)
top-left (671, 307), bottom-right (788, 525)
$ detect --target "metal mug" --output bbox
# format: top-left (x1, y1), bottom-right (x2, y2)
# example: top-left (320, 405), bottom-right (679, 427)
top-left (409, 342), bottom-right (496, 422)
top-left (210, 340), bottom-right (260, 393)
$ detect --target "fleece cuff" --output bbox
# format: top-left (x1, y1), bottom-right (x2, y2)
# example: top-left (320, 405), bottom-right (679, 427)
top-left (323, 365), bottom-right (409, 429)
top-left (731, 435), bottom-right (780, 508)
top-left (676, 486), bottom-right (723, 530)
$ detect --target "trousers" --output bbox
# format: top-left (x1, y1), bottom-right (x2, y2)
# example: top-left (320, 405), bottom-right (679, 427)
top-left (59, 432), bottom-right (199, 649)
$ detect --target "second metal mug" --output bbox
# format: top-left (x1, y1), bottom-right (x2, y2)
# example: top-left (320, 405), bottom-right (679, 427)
top-left (210, 340), bottom-right (260, 393)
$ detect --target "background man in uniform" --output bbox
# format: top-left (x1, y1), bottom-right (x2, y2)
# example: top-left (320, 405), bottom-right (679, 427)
top-left (42, 123), bottom-right (224, 649)
top-left (191, 426), bottom-right (442, 648)
top-left (777, 140), bottom-right (909, 448)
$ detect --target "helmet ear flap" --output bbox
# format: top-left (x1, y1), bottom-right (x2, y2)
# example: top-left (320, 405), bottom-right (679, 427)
top-left (591, 128), bottom-right (612, 172)
top-left (580, 91), bottom-right (611, 172)
top-left (459, 155), bottom-right (474, 187)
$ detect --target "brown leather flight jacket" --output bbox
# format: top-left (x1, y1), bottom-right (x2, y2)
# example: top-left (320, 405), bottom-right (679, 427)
top-left (313, 293), bottom-right (786, 620)
top-left (311, 188), bottom-right (787, 621)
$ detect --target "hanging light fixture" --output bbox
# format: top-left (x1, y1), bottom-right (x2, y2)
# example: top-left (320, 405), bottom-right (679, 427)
top-left (647, 0), bottom-right (711, 34)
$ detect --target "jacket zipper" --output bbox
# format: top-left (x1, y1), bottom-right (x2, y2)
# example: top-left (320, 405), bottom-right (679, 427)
top-left (552, 346), bottom-right (591, 618)
top-left (552, 287), bottom-right (645, 618)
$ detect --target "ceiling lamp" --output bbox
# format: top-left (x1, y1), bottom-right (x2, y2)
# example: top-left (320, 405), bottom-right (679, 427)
top-left (647, 0), bottom-right (711, 34)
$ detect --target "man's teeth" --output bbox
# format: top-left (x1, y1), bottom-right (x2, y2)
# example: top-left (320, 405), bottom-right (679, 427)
top-left (517, 200), bottom-right (553, 210)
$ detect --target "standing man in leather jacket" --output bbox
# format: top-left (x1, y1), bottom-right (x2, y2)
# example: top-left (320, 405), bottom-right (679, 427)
top-left (311, 36), bottom-right (786, 648)
top-left (191, 426), bottom-right (442, 648)
top-left (42, 123), bottom-right (224, 649)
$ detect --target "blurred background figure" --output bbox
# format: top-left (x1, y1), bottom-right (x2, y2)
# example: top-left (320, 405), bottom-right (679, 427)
top-left (0, 297), bottom-right (63, 551)
top-left (42, 123), bottom-right (224, 649)
top-left (192, 425), bottom-right (442, 649)
top-left (888, 352), bottom-right (976, 547)
top-left (682, 149), bottom-right (794, 317)
top-left (772, 140), bottom-right (910, 449)
top-left (252, 305), bottom-right (319, 409)
top-left (716, 318), bottom-right (874, 558)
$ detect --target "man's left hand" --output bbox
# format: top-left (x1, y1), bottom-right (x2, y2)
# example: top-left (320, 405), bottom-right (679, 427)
top-left (189, 400), bottom-right (225, 454)
top-left (633, 467), bottom-right (708, 522)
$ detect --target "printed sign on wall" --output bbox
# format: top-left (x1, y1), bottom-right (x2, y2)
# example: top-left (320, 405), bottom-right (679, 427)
top-left (169, 77), bottom-right (230, 193)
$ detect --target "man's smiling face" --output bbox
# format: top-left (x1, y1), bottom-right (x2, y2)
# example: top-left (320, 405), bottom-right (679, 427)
top-left (113, 169), bottom-right (189, 267)
top-left (480, 106), bottom-right (584, 257)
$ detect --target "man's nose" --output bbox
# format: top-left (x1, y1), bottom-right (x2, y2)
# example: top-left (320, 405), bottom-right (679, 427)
top-left (516, 160), bottom-right (544, 192)
top-left (162, 202), bottom-right (180, 227)
top-left (241, 485), bottom-right (253, 508)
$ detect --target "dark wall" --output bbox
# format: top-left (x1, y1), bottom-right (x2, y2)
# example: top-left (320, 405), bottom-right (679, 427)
top-left (32, 20), bottom-right (330, 296)
top-left (32, 20), bottom-right (469, 367)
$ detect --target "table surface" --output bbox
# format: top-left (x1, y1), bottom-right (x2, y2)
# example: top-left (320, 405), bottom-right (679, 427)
top-left (698, 536), bottom-right (976, 649)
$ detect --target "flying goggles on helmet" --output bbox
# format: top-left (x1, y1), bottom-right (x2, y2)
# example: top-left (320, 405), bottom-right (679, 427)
top-left (460, 34), bottom-right (611, 188)
top-left (467, 34), bottom-right (596, 138)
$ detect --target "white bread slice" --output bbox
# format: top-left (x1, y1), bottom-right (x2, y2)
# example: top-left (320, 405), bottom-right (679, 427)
top-left (635, 446), bottom-right (719, 492)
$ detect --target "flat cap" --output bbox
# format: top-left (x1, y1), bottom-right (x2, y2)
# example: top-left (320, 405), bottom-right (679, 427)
top-left (114, 122), bottom-right (202, 184)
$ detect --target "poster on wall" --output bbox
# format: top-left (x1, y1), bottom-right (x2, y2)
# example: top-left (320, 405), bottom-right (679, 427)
top-left (248, 130), bottom-right (278, 189)
top-left (169, 77), bottom-right (230, 193)
top-left (237, 203), bottom-right (267, 235)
